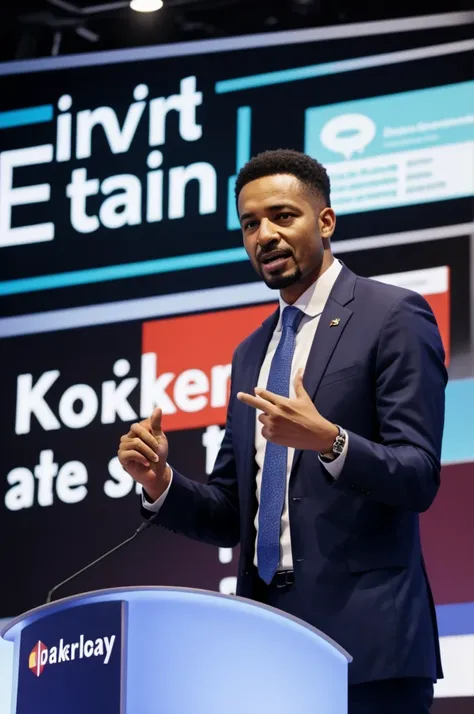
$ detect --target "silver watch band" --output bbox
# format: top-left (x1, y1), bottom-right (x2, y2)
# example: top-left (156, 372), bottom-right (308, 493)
top-left (321, 425), bottom-right (346, 460)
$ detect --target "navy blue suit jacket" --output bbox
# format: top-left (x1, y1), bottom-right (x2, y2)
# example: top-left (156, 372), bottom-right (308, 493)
top-left (150, 264), bottom-right (447, 685)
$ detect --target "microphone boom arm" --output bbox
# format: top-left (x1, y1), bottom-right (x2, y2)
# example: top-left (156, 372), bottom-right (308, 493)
top-left (46, 519), bottom-right (153, 604)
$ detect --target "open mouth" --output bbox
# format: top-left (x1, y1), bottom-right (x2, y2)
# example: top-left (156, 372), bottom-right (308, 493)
top-left (260, 251), bottom-right (292, 273)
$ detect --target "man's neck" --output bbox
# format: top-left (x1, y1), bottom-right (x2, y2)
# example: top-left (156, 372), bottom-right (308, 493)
top-left (280, 253), bottom-right (335, 305)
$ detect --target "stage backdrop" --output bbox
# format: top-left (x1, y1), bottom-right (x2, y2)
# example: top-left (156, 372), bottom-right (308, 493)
top-left (1, 10), bottom-right (473, 713)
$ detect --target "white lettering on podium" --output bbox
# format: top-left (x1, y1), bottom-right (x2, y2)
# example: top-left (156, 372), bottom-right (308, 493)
top-left (35, 633), bottom-right (116, 672)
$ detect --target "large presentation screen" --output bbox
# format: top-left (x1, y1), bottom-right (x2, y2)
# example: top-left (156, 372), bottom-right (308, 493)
top-left (1, 11), bottom-right (473, 711)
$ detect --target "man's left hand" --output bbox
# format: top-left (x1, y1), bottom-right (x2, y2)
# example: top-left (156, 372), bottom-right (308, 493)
top-left (237, 370), bottom-right (338, 453)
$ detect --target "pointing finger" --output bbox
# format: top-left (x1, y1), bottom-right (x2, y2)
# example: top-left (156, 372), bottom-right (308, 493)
top-left (236, 392), bottom-right (277, 414)
top-left (254, 387), bottom-right (287, 406)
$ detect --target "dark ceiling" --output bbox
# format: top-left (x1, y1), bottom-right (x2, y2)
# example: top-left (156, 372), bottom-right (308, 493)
top-left (1, 0), bottom-right (472, 62)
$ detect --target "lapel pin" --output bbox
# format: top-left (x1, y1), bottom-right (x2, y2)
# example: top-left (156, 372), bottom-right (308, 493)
top-left (329, 318), bottom-right (341, 327)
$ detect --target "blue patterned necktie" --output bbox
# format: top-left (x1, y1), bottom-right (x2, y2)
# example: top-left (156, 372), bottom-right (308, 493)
top-left (257, 305), bottom-right (305, 585)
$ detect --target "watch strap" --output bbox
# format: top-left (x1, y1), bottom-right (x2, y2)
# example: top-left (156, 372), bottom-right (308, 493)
top-left (320, 425), bottom-right (346, 460)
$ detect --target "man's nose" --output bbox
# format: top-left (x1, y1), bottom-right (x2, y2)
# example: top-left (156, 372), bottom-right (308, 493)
top-left (257, 218), bottom-right (279, 245)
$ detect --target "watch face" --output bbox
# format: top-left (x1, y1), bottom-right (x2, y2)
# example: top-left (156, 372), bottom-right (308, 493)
top-left (333, 435), bottom-right (345, 454)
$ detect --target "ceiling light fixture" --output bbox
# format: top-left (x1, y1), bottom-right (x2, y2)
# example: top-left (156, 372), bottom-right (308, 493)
top-left (130, 0), bottom-right (164, 12)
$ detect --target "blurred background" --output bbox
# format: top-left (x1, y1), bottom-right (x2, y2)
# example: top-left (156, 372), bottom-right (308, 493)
top-left (1, 2), bottom-right (473, 712)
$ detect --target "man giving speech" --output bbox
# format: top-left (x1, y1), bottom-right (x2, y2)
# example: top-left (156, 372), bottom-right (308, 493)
top-left (118, 149), bottom-right (446, 713)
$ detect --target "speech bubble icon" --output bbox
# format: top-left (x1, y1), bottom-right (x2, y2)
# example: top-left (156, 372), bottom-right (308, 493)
top-left (320, 113), bottom-right (376, 159)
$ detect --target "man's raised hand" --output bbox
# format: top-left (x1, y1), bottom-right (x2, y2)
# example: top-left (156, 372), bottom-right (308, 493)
top-left (118, 407), bottom-right (171, 501)
top-left (237, 370), bottom-right (338, 453)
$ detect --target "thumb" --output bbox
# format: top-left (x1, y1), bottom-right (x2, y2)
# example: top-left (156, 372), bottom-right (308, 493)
top-left (294, 369), bottom-right (308, 398)
top-left (150, 407), bottom-right (164, 436)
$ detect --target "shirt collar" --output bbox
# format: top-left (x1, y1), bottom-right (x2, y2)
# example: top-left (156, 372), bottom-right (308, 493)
top-left (276, 259), bottom-right (343, 331)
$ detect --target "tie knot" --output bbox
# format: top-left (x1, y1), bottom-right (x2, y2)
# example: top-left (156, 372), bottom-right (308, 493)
top-left (281, 305), bottom-right (304, 332)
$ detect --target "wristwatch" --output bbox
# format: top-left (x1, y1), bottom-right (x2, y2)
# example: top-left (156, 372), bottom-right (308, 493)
top-left (320, 425), bottom-right (347, 461)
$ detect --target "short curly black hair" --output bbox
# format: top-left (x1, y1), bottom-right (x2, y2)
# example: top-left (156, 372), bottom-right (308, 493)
top-left (235, 149), bottom-right (331, 207)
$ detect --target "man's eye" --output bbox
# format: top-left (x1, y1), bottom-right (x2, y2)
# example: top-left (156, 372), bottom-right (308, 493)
top-left (244, 221), bottom-right (257, 230)
top-left (277, 213), bottom-right (292, 220)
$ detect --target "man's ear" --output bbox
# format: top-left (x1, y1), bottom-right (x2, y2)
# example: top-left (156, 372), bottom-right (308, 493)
top-left (319, 207), bottom-right (336, 241)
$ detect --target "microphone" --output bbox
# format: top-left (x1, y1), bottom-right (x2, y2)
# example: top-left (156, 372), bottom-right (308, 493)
top-left (46, 517), bottom-right (155, 604)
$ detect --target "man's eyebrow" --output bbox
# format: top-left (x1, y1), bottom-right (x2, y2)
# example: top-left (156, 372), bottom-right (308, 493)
top-left (239, 204), bottom-right (297, 223)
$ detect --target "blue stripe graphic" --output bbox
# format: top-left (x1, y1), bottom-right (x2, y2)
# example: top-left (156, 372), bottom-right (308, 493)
top-left (436, 602), bottom-right (474, 637)
top-left (0, 248), bottom-right (248, 296)
top-left (0, 105), bottom-right (53, 129)
top-left (227, 106), bottom-right (252, 230)
top-left (216, 60), bottom-right (350, 93)
top-left (236, 106), bottom-right (252, 170)
top-left (214, 40), bottom-right (474, 94)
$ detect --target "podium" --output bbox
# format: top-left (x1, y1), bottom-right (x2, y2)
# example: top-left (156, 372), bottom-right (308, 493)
top-left (1, 586), bottom-right (352, 714)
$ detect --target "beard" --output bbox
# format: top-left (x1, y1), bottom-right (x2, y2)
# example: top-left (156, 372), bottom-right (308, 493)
top-left (259, 264), bottom-right (303, 290)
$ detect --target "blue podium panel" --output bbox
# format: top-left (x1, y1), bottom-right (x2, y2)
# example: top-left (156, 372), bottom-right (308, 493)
top-left (126, 591), bottom-right (349, 714)
top-left (2, 587), bottom-right (351, 714)
top-left (15, 601), bottom-right (124, 714)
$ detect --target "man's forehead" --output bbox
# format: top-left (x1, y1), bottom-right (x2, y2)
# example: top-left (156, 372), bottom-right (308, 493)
top-left (238, 174), bottom-right (309, 209)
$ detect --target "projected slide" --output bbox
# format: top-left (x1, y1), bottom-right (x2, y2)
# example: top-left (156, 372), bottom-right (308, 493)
top-left (0, 18), bottom-right (473, 317)
top-left (305, 82), bottom-right (474, 214)
top-left (0, 265), bottom-right (460, 571)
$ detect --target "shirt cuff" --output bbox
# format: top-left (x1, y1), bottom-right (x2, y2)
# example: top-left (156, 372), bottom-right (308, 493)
top-left (141, 468), bottom-right (173, 512)
top-left (318, 431), bottom-right (349, 480)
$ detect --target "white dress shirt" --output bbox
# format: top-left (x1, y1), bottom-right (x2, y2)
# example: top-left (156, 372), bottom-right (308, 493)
top-left (143, 259), bottom-right (349, 571)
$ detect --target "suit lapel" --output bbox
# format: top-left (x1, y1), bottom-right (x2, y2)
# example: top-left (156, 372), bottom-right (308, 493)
top-left (291, 264), bottom-right (357, 475)
top-left (301, 296), bottom-right (354, 400)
